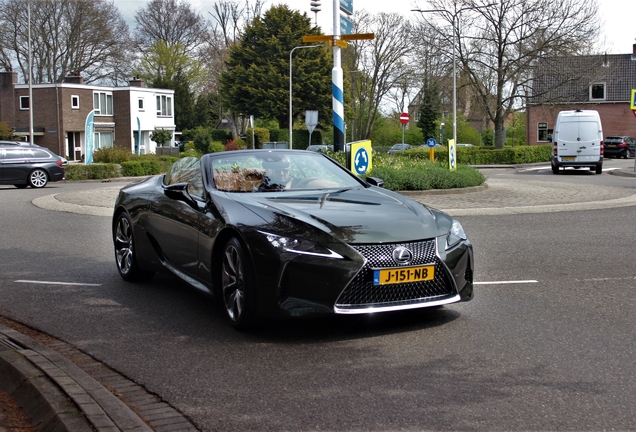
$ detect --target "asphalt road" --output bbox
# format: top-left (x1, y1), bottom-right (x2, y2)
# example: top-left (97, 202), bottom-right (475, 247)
top-left (2, 161), bottom-right (636, 430)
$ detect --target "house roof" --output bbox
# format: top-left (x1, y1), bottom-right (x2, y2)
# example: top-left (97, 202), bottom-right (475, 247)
top-left (529, 53), bottom-right (636, 104)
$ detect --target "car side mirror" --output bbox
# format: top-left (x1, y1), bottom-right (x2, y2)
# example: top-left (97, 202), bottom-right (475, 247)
top-left (164, 182), bottom-right (197, 208)
top-left (366, 177), bottom-right (384, 188)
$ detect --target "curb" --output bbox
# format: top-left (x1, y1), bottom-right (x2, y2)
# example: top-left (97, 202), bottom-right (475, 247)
top-left (0, 324), bottom-right (152, 431)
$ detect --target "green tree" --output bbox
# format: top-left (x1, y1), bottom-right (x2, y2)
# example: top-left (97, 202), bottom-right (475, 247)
top-left (150, 129), bottom-right (173, 147)
top-left (416, 80), bottom-right (442, 142)
top-left (219, 5), bottom-right (332, 130)
top-left (0, 121), bottom-right (14, 139)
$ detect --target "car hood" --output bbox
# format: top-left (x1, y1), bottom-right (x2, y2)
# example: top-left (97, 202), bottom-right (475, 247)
top-left (227, 186), bottom-right (446, 244)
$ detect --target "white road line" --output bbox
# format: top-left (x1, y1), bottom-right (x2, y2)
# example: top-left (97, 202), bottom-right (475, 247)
top-left (15, 280), bottom-right (102, 287)
top-left (474, 280), bottom-right (538, 285)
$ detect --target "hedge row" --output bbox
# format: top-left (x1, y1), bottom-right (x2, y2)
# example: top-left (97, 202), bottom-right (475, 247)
top-left (407, 144), bottom-right (552, 165)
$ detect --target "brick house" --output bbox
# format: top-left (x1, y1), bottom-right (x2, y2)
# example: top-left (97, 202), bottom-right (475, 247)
top-left (0, 71), bottom-right (175, 161)
top-left (526, 44), bottom-right (636, 145)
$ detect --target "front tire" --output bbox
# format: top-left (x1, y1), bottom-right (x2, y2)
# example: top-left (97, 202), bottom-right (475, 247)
top-left (221, 238), bottom-right (256, 329)
top-left (113, 212), bottom-right (154, 282)
top-left (28, 169), bottom-right (48, 188)
top-left (14, 184), bottom-right (28, 189)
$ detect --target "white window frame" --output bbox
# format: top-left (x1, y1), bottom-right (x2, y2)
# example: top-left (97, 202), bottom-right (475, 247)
top-left (94, 131), bottom-right (114, 149)
top-left (71, 95), bottom-right (80, 109)
top-left (93, 91), bottom-right (113, 115)
top-left (589, 82), bottom-right (606, 101)
top-left (20, 96), bottom-right (29, 110)
top-left (156, 94), bottom-right (173, 117)
top-left (537, 122), bottom-right (548, 142)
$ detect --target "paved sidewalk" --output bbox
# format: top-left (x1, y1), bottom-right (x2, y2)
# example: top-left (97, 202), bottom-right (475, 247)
top-left (5, 165), bottom-right (636, 431)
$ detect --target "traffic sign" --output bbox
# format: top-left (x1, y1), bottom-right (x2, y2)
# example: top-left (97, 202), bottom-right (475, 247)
top-left (340, 0), bottom-right (353, 15)
top-left (340, 14), bottom-right (353, 35)
top-left (399, 112), bottom-right (409, 125)
top-left (426, 138), bottom-right (437, 148)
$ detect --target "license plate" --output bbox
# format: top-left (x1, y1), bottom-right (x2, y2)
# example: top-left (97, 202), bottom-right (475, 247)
top-left (562, 157), bottom-right (576, 161)
top-left (373, 265), bottom-right (435, 285)
top-left (608, 144), bottom-right (616, 148)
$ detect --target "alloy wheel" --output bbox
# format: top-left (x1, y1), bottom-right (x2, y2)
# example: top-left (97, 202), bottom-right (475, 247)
top-left (221, 243), bottom-right (245, 322)
top-left (114, 216), bottom-right (134, 276)
top-left (28, 169), bottom-right (48, 188)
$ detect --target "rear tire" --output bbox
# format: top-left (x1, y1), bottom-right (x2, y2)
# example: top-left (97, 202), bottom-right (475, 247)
top-left (113, 212), bottom-right (154, 282)
top-left (595, 164), bottom-right (603, 174)
top-left (28, 169), bottom-right (48, 188)
top-left (625, 150), bottom-right (630, 159)
top-left (220, 237), bottom-right (257, 330)
top-left (551, 164), bottom-right (559, 174)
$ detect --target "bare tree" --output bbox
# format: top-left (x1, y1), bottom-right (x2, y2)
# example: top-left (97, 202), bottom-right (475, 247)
top-left (0, 0), bottom-right (131, 84)
top-left (416, 0), bottom-right (601, 148)
top-left (346, 11), bottom-right (415, 140)
top-left (133, 0), bottom-right (208, 54)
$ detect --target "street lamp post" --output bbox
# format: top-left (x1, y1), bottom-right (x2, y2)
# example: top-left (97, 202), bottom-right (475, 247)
top-left (412, 4), bottom-right (494, 147)
top-left (289, 45), bottom-right (321, 149)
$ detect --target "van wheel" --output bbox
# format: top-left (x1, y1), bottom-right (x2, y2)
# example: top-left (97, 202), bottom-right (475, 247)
top-left (551, 164), bottom-right (559, 174)
top-left (595, 164), bottom-right (603, 174)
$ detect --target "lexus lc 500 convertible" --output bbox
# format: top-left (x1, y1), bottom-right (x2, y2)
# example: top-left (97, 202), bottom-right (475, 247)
top-left (112, 149), bottom-right (473, 329)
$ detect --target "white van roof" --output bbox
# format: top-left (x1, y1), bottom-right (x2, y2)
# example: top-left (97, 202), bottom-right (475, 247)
top-left (557, 109), bottom-right (600, 121)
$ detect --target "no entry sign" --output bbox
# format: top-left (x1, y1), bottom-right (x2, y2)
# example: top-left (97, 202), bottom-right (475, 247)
top-left (399, 112), bottom-right (409, 125)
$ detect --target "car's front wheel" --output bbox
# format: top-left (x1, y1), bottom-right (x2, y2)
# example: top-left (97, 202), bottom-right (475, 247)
top-left (221, 238), bottom-right (256, 329)
top-left (14, 184), bottom-right (28, 189)
top-left (28, 169), bottom-right (48, 188)
top-left (113, 212), bottom-right (154, 282)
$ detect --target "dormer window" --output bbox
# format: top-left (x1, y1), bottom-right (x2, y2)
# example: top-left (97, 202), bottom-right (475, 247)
top-left (590, 83), bottom-right (606, 100)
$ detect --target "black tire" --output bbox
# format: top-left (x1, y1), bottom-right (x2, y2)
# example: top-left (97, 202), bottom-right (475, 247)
top-left (113, 212), bottom-right (154, 282)
top-left (14, 184), bottom-right (28, 189)
top-left (595, 164), bottom-right (603, 174)
top-left (551, 164), bottom-right (559, 174)
top-left (28, 169), bottom-right (48, 188)
top-left (220, 237), bottom-right (257, 329)
top-left (625, 149), bottom-right (630, 159)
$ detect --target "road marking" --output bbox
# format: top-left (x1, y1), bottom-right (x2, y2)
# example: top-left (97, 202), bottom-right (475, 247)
top-left (15, 280), bottom-right (102, 287)
top-left (474, 280), bottom-right (538, 285)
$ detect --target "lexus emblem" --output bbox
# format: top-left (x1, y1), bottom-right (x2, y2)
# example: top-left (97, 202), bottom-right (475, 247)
top-left (392, 247), bottom-right (413, 265)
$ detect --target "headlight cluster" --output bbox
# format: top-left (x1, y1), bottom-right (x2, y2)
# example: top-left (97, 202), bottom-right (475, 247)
top-left (259, 231), bottom-right (344, 259)
top-left (446, 219), bottom-right (467, 249)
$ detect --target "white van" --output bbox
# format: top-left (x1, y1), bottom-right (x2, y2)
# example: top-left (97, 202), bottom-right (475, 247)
top-left (550, 109), bottom-right (603, 174)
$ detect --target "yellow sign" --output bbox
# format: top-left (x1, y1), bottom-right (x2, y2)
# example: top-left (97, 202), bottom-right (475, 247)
top-left (631, 89), bottom-right (636, 110)
top-left (302, 33), bottom-right (374, 48)
top-left (349, 140), bottom-right (373, 176)
top-left (448, 139), bottom-right (457, 172)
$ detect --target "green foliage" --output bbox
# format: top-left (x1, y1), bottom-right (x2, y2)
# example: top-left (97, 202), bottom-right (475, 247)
top-left (248, 128), bottom-right (271, 149)
top-left (408, 145), bottom-right (552, 164)
top-left (416, 80), bottom-right (442, 141)
top-left (366, 163), bottom-right (486, 191)
top-left (209, 141), bottom-right (225, 153)
top-left (93, 147), bottom-right (134, 164)
top-left (192, 127), bottom-right (213, 153)
top-left (219, 5), bottom-right (332, 129)
top-left (211, 129), bottom-right (232, 142)
top-left (150, 129), bottom-right (173, 147)
top-left (64, 163), bottom-right (121, 180)
top-left (121, 160), bottom-right (162, 177)
top-left (0, 121), bottom-right (14, 140)
top-left (134, 40), bottom-right (204, 91)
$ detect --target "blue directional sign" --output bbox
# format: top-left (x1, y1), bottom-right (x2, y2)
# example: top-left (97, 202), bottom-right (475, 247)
top-left (340, 0), bottom-right (353, 15)
top-left (354, 147), bottom-right (369, 175)
top-left (349, 140), bottom-right (372, 175)
top-left (448, 140), bottom-right (457, 171)
top-left (426, 138), bottom-right (437, 148)
top-left (340, 14), bottom-right (353, 35)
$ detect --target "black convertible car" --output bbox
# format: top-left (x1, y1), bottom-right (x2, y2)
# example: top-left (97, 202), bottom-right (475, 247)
top-left (112, 150), bottom-right (473, 329)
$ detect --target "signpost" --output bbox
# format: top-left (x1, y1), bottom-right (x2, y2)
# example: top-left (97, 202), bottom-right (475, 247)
top-left (399, 112), bottom-right (409, 151)
top-left (426, 137), bottom-right (436, 161)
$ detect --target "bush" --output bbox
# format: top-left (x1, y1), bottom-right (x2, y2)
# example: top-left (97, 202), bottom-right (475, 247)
top-left (120, 160), bottom-right (162, 177)
top-left (408, 145), bottom-right (552, 165)
top-left (365, 161), bottom-right (485, 191)
top-left (193, 127), bottom-right (213, 153)
top-left (64, 163), bottom-right (121, 180)
top-left (209, 141), bottom-right (225, 153)
top-left (93, 147), bottom-right (134, 164)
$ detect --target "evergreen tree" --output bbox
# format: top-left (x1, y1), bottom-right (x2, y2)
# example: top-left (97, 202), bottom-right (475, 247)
top-left (416, 80), bottom-right (442, 142)
top-left (219, 5), bottom-right (331, 129)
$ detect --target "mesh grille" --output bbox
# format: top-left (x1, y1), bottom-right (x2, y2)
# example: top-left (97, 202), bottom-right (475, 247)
top-left (335, 240), bottom-right (455, 310)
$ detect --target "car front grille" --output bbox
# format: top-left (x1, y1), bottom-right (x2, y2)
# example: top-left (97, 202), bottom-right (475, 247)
top-left (335, 239), bottom-right (456, 312)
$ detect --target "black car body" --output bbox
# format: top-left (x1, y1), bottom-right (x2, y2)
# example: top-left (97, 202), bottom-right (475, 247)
top-left (112, 150), bottom-right (474, 328)
top-left (603, 136), bottom-right (636, 158)
top-left (0, 145), bottom-right (65, 188)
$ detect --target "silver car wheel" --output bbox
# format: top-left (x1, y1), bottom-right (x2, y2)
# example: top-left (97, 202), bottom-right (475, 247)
top-left (221, 242), bottom-right (245, 322)
top-left (114, 215), bottom-right (134, 276)
top-left (28, 169), bottom-right (48, 188)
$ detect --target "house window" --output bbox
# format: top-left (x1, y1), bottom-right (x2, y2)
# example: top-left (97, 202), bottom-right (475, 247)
top-left (71, 95), bottom-right (80, 109)
top-left (537, 122), bottom-right (548, 141)
top-left (156, 95), bottom-right (172, 116)
top-left (20, 96), bottom-right (29, 110)
top-left (138, 98), bottom-right (144, 110)
top-left (590, 83), bottom-right (605, 100)
top-left (414, 112), bottom-right (420, 122)
top-left (93, 91), bottom-right (113, 115)
top-left (94, 132), bottom-right (114, 149)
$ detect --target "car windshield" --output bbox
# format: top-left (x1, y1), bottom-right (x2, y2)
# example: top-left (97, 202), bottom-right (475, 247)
top-left (206, 150), bottom-right (363, 192)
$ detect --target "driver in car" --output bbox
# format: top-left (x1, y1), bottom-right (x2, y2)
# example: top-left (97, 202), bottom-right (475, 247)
top-left (260, 157), bottom-right (299, 190)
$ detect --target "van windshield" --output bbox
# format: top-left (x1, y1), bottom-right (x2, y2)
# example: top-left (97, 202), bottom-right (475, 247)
top-left (560, 121), bottom-right (598, 142)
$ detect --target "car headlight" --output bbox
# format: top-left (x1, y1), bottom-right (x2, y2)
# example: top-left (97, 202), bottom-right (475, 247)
top-left (258, 231), bottom-right (344, 259)
top-left (446, 219), bottom-right (467, 249)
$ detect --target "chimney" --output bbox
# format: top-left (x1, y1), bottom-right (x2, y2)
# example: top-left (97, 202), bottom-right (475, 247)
top-left (129, 76), bottom-right (145, 87)
top-left (63, 71), bottom-right (84, 84)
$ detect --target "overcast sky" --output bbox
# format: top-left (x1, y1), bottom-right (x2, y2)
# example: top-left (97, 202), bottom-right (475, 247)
top-left (116, 0), bottom-right (634, 54)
